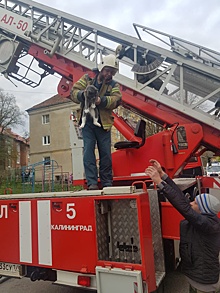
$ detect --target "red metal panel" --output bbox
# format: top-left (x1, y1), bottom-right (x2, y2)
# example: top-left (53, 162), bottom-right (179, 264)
top-left (0, 200), bottom-right (19, 263)
top-left (201, 176), bottom-right (220, 189)
top-left (112, 124), bottom-right (203, 178)
top-left (51, 197), bottom-right (97, 273)
top-left (161, 202), bottom-right (183, 240)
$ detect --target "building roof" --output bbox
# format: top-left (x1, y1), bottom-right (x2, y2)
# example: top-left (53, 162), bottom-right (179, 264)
top-left (0, 127), bottom-right (29, 145)
top-left (26, 94), bottom-right (71, 112)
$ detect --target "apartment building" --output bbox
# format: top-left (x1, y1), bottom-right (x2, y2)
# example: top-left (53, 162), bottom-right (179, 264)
top-left (27, 95), bottom-right (80, 181)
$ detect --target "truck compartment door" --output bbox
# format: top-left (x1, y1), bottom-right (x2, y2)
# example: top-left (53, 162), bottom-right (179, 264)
top-left (96, 266), bottom-right (144, 293)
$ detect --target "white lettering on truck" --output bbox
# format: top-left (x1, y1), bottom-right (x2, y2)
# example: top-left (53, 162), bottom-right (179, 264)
top-left (0, 205), bottom-right (8, 219)
top-left (51, 224), bottom-right (93, 231)
top-left (0, 7), bottom-right (32, 37)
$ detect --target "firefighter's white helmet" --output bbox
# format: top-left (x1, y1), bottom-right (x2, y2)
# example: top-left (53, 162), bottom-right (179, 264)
top-left (98, 54), bottom-right (119, 72)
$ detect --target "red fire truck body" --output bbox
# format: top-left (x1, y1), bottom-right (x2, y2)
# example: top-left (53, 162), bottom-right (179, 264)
top-left (0, 1), bottom-right (219, 292)
top-left (0, 190), bottom-right (158, 292)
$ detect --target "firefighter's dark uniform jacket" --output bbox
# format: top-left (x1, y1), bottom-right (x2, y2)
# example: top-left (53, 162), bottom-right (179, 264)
top-left (70, 73), bottom-right (122, 130)
top-left (159, 176), bottom-right (220, 285)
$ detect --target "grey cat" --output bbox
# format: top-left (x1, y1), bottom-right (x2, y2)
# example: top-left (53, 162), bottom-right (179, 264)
top-left (79, 85), bottom-right (101, 128)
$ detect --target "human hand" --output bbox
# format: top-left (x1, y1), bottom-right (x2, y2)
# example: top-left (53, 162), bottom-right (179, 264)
top-left (145, 166), bottom-right (162, 185)
top-left (149, 159), bottom-right (165, 177)
top-left (95, 96), bottom-right (101, 105)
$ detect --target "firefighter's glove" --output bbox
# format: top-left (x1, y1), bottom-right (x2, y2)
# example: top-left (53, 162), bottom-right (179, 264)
top-left (77, 90), bottom-right (85, 103)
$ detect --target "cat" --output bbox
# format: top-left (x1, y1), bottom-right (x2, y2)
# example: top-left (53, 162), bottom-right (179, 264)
top-left (79, 85), bottom-right (101, 128)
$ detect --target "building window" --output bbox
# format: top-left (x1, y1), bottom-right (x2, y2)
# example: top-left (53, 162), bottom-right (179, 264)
top-left (42, 135), bottom-right (50, 145)
top-left (43, 156), bottom-right (51, 166)
top-left (42, 114), bottom-right (50, 124)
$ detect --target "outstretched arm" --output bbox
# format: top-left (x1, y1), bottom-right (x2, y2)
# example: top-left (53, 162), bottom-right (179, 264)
top-left (145, 160), bottom-right (217, 232)
top-left (149, 159), bottom-right (166, 178)
top-left (146, 159), bottom-right (184, 194)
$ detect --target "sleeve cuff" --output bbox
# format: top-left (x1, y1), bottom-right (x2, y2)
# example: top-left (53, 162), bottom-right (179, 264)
top-left (77, 90), bottom-right (85, 102)
top-left (161, 173), bottom-right (168, 180)
top-left (99, 96), bottom-right (107, 108)
top-left (157, 181), bottom-right (167, 190)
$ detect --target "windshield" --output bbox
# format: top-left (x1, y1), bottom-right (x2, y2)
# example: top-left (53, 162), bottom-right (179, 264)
top-left (207, 166), bottom-right (220, 172)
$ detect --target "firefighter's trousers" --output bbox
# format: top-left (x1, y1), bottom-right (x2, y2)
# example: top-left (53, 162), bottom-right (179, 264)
top-left (82, 120), bottom-right (112, 188)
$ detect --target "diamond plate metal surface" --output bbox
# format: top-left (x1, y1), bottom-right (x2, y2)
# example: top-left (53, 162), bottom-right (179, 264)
top-left (95, 202), bottom-right (109, 260)
top-left (148, 189), bottom-right (165, 274)
top-left (110, 199), bottom-right (141, 263)
top-left (95, 199), bottom-right (141, 263)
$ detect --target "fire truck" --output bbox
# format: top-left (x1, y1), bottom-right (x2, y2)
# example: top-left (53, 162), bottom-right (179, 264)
top-left (0, 0), bottom-right (219, 292)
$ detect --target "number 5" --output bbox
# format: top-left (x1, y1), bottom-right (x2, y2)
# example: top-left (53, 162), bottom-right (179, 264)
top-left (66, 203), bottom-right (76, 219)
top-left (17, 20), bottom-right (23, 29)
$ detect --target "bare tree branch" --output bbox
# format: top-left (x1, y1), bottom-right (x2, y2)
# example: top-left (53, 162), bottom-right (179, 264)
top-left (0, 89), bottom-right (25, 133)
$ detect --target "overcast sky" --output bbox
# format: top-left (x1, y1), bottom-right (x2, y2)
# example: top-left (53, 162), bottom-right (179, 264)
top-left (1, 0), bottom-right (220, 135)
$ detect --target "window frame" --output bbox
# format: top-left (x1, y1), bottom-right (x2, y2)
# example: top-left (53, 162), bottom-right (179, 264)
top-left (42, 114), bottom-right (50, 124)
top-left (43, 156), bottom-right (51, 166)
top-left (42, 135), bottom-right (50, 145)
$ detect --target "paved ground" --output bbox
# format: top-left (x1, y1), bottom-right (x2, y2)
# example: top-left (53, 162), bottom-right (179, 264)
top-left (163, 271), bottom-right (189, 293)
top-left (0, 271), bottom-right (189, 293)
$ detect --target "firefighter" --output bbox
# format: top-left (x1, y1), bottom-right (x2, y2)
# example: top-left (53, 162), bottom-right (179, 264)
top-left (70, 54), bottom-right (122, 190)
top-left (145, 159), bottom-right (220, 293)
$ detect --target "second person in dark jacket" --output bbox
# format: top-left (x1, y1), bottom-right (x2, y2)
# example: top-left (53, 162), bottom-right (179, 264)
top-left (145, 159), bottom-right (220, 293)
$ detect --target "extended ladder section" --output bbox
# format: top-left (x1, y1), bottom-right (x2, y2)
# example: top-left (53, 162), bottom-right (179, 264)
top-left (0, 0), bottom-right (219, 151)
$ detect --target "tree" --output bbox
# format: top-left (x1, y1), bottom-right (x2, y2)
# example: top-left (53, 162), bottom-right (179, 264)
top-left (0, 89), bottom-right (25, 172)
top-left (0, 89), bottom-right (25, 133)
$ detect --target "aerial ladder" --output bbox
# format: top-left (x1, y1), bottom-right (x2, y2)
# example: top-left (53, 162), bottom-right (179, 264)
top-left (0, 0), bottom-right (219, 177)
top-left (0, 1), bottom-right (219, 292)
top-left (0, 0), bottom-right (219, 141)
